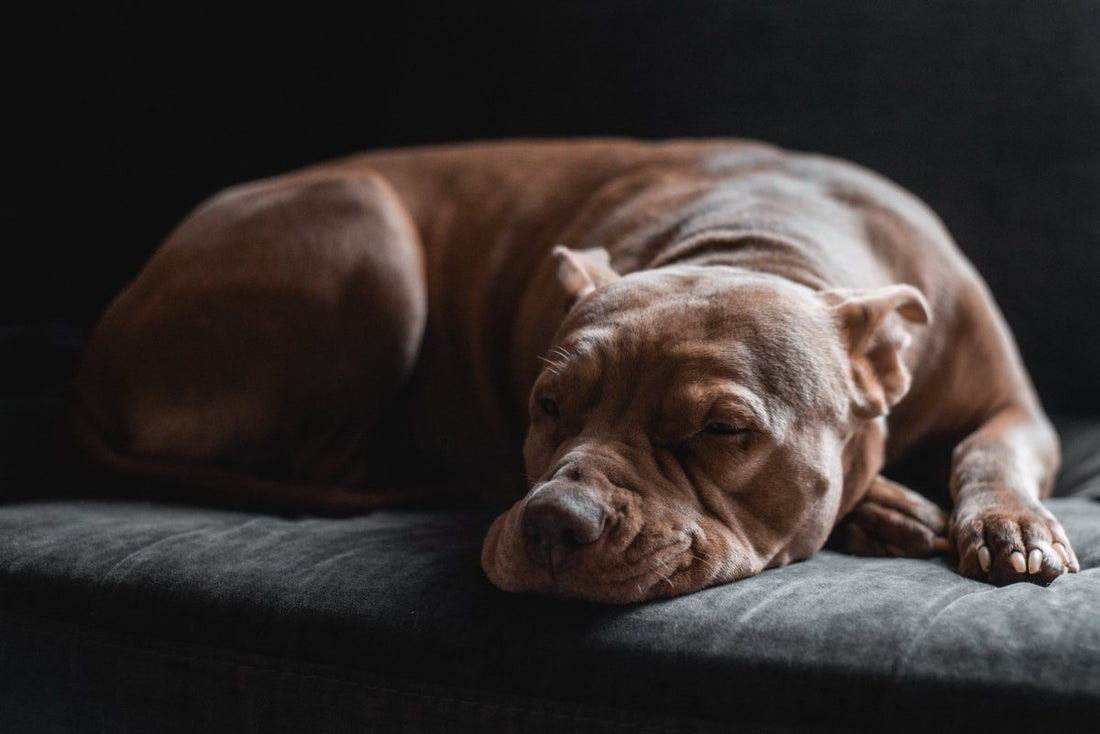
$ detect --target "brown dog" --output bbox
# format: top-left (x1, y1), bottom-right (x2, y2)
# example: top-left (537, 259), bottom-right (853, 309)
top-left (72, 139), bottom-right (1079, 603)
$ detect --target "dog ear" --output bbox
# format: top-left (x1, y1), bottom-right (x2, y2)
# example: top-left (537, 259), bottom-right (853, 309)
top-left (551, 245), bottom-right (620, 305)
top-left (822, 284), bottom-right (932, 418)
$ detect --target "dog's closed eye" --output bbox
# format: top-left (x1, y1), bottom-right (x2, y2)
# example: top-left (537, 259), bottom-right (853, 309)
top-left (538, 397), bottom-right (560, 418)
top-left (703, 422), bottom-right (748, 436)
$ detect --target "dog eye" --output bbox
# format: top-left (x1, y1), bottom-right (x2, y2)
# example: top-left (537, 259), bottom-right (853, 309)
top-left (538, 398), bottom-right (560, 418)
top-left (704, 422), bottom-right (747, 436)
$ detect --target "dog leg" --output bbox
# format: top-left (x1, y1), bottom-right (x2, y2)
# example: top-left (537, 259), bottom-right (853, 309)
top-left (830, 475), bottom-right (950, 558)
top-left (949, 404), bottom-right (1079, 584)
top-left (76, 171), bottom-right (428, 503)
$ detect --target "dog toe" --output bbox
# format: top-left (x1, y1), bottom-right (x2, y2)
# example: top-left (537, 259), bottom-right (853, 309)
top-left (953, 507), bottom-right (1076, 586)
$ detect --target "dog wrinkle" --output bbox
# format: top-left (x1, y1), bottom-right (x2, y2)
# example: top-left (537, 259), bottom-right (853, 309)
top-left (620, 518), bottom-right (694, 565)
top-left (687, 516), bottom-right (756, 586)
top-left (613, 536), bottom-right (695, 587)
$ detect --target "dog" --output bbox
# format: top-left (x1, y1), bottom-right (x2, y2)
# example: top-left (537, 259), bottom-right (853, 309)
top-left (71, 138), bottom-right (1079, 603)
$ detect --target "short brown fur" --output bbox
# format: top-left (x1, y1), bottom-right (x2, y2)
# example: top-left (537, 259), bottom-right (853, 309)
top-left (73, 139), bottom-right (1077, 602)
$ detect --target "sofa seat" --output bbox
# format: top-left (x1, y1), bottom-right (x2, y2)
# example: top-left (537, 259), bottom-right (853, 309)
top-left (2, 415), bottom-right (1098, 733)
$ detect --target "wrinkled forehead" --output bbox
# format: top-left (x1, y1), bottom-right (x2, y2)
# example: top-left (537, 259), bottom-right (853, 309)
top-left (548, 268), bottom-right (846, 414)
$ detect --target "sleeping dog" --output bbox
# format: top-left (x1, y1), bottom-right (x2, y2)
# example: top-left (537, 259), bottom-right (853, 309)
top-left (72, 139), bottom-right (1078, 602)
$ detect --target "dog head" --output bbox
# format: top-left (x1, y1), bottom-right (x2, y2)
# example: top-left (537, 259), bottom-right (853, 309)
top-left (481, 246), bottom-right (930, 602)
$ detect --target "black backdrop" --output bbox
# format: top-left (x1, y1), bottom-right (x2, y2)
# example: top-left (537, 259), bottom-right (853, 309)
top-left (7, 0), bottom-right (1100, 414)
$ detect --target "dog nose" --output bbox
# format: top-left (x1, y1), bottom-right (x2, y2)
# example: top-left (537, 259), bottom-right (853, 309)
top-left (522, 486), bottom-right (611, 573)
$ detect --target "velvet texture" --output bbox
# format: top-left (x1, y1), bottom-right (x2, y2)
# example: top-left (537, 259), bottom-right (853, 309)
top-left (1, 467), bottom-right (1098, 733)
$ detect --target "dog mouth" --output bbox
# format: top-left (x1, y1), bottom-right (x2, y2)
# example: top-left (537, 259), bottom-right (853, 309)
top-left (481, 503), bottom-right (739, 603)
top-left (530, 534), bottom-right (703, 603)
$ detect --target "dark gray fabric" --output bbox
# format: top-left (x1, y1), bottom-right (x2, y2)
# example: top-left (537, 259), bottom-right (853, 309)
top-left (2, 491), bottom-right (1098, 733)
top-left (1056, 420), bottom-right (1100, 500)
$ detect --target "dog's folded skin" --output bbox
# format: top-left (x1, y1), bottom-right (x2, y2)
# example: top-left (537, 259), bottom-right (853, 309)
top-left (73, 139), bottom-right (1079, 603)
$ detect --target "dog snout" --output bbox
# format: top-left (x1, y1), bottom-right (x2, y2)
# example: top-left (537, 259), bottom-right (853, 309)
top-left (521, 485), bottom-right (612, 574)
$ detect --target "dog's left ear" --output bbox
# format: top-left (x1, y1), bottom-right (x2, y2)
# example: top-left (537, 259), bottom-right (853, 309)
top-left (551, 245), bottom-right (620, 306)
top-left (821, 284), bottom-right (932, 418)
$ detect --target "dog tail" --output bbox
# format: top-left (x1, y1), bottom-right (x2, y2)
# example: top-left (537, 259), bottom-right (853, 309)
top-left (65, 401), bottom-right (417, 517)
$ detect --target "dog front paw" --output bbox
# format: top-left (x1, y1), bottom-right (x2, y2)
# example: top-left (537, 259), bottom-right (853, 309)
top-left (951, 487), bottom-right (1079, 585)
top-left (830, 475), bottom-right (951, 558)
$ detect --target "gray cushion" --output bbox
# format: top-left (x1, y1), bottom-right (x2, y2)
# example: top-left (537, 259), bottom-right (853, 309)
top-left (2, 423), bottom-right (1099, 733)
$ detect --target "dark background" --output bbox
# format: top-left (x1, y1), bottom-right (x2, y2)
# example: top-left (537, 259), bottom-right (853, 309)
top-left (6, 0), bottom-right (1100, 414)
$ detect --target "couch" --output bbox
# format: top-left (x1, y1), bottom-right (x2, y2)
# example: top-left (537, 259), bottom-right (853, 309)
top-left (4, 2), bottom-right (1099, 731)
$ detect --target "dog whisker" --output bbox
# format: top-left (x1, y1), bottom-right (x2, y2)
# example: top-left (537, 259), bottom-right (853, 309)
top-left (653, 556), bottom-right (676, 588)
top-left (690, 553), bottom-right (717, 571)
top-left (536, 354), bottom-right (567, 378)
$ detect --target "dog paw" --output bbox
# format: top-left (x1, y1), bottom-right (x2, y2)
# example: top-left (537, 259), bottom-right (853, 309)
top-left (951, 487), bottom-right (1079, 585)
top-left (831, 475), bottom-right (951, 558)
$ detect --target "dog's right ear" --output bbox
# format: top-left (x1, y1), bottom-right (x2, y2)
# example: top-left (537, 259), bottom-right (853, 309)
top-left (551, 245), bottom-right (620, 306)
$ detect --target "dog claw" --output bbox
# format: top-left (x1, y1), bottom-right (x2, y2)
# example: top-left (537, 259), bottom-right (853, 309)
top-left (1028, 548), bottom-right (1043, 575)
top-left (978, 545), bottom-right (992, 572)
top-left (1053, 542), bottom-right (1071, 567)
top-left (1009, 551), bottom-right (1027, 574)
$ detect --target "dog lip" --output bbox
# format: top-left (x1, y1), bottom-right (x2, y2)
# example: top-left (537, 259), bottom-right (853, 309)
top-left (621, 532), bottom-right (693, 564)
top-left (612, 535), bottom-right (696, 588)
